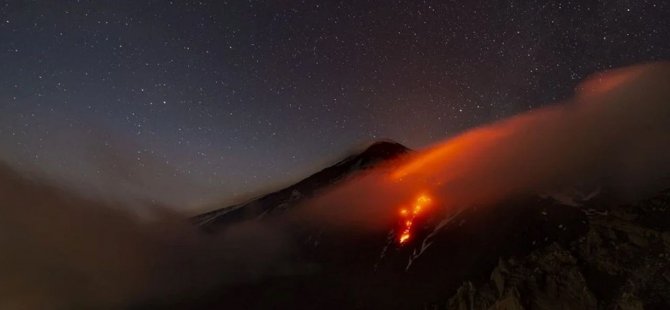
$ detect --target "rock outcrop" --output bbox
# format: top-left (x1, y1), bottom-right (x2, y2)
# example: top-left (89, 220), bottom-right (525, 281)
top-left (447, 190), bottom-right (670, 309)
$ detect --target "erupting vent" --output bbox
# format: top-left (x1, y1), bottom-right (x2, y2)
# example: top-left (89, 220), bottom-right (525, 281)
top-left (397, 193), bottom-right (432, 245)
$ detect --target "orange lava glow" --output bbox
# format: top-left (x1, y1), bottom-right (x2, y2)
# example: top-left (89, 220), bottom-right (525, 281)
top-left (398, 193), bottom-right (432, 245)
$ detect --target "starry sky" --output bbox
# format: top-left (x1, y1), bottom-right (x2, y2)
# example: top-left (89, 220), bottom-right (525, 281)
top-left (1, 0), bottom-right (668, 211)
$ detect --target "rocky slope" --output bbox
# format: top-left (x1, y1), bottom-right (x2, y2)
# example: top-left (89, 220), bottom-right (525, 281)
top-left (447, 190), bottom-right (670, 310)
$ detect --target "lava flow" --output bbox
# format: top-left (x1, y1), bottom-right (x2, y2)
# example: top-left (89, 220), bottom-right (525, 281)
top-left (398, 193), bottom-right (432, 245)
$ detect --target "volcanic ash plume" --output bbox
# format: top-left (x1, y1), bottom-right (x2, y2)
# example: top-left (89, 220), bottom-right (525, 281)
top-left (303, 62), bottom-right (670, 231)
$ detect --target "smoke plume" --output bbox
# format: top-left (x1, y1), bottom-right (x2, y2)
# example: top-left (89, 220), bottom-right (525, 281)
top-left (302, 62), bottom-right (670, 230)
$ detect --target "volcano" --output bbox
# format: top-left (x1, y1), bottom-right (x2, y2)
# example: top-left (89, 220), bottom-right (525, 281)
top-left (188, 141), bottom-right (670, 309)
top-left (193, 140), bottom-right (410, 230)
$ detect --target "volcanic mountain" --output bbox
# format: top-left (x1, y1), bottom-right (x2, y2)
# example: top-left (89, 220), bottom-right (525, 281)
top-left (193, 140), bottom-right (410, 230)
top-left (190, 141), bottom-right (670, 309)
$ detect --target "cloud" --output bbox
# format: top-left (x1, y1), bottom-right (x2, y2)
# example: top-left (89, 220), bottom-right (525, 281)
top-left (0, 162), bottom-right (296, 309)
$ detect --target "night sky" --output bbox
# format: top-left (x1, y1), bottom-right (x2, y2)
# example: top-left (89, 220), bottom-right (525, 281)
top-left (1, 1), bottom-right (669, 211)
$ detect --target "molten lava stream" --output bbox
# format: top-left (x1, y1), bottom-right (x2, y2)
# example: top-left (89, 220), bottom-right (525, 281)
top-left (398, 193), bottom-right (432, 245)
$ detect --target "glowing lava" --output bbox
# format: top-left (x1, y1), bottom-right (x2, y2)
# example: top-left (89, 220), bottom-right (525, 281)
top-left (398, 193), bottom-right (432, 245)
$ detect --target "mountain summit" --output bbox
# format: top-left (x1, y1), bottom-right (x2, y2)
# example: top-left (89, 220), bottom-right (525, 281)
top-left (194, 140), bottom-right (410, 229)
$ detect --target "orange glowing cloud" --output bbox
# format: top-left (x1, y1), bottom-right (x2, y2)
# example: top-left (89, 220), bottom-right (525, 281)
top-left (298, 62), bottom-right (670, 234)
